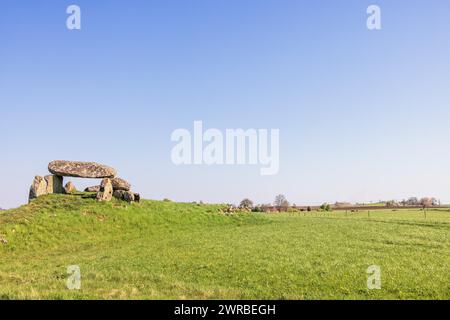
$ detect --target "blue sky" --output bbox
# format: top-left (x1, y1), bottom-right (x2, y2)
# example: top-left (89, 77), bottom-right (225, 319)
top-left (1, 0), bottom-right (450, 208)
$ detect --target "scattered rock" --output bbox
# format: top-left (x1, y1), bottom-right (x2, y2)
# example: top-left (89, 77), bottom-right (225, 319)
top-left (63, 181), bottom-right (77, 194)
top-left (113, 190), bottom-right (125, 200)
top-left (96, 178), bottom-right (113, 202)
top-left (48, 160), bottom-right (117, 179)
top-left (111, 178), bottom-right (131, 191)
top-left (123, 192), bottom-right (135, 202)
top-left (84, 186), bottom-right (101, 193)
top-left (45, 175), bottom-right (64, 194)
top-left (29, 176), bottom-right (47, 201)
top-left (113, 190), bottom-right (135, 202)
top-left (219, 205), bottom-right (240, 215)
top-left (113, 191), bottom-right (140, 203)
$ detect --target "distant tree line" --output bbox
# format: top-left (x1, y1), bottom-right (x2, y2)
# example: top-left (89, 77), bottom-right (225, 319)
top-left (236, 195), bottom-right (442, 214)
top-left (388, 197), bottom-right (440, 208)
top-left (239, 194), bottom-right (291, 212)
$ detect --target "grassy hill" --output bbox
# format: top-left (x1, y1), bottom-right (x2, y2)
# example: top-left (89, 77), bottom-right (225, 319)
top-left (0, 194), bottom-right (449, 300)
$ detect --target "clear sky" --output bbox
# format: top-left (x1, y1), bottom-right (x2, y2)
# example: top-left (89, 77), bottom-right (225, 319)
top-left (1, 0), bottom-right (450, 208)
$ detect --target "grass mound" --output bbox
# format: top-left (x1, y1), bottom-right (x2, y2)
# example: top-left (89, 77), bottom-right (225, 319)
top-left (0, 195), bottom-right (449, 300)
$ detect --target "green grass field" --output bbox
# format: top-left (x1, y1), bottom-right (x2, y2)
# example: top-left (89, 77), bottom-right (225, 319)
top-left (0, 194), bottom-right (449, 300)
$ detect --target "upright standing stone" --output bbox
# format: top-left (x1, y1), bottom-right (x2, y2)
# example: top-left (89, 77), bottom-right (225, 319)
top-left (29, 176), bottom-right (47, 201)
top-left (48, 160), bottom-right (117, 178)
top-left (45, 175), bottom-right (64, 194)
top-left (96, 178), bottom-right (113, 202)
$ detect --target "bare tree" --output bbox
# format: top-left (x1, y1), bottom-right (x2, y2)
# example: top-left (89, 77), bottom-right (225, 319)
top-left (420, 197), bottom-right (434, 208)
top-left (386, 200), bottom-right (397, 208)
top-left (406, 197), bottom-right (419, 206)
top-left (274, 194), bottom-right (289, 211)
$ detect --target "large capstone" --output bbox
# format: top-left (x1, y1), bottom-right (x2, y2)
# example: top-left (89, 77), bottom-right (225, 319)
top-left (29, 176), bottom-right (47, 201)
top-left (111, 178), bottom-right (131, 191)
top-left (48, 160), bottom-right (116, 179)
